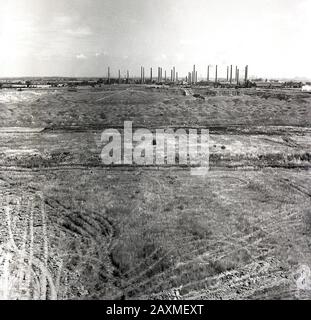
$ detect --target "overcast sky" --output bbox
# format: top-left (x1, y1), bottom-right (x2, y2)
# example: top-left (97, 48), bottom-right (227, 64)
top-left (0, 0), bottom-right (310, 79)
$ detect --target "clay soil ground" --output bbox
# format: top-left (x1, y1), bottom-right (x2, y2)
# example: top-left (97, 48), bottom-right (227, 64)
top-left (0, 85), bottom-right (310, 300)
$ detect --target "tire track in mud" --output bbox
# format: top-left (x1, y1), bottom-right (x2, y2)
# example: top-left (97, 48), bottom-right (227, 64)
top-left (113, 183), bottom-right (307, 299)
top-left (42, 191), bottom-right (150, 298)
top-left (2, 174), bottom-right (147, 298)
top-left (44, 196), bottom-right (115, 246)
top-left (0, 189), bottom-right (119, 299)
top-left (0, 194), bottom-right (58, 300)
top-left (1, 167), bottom-right (310, 299)
top-left (279, 178), bottom-right (311, 199)
top-left (66, 170), bottom-right (307, 300)
top-left (180, 258), bottom-right (290, 300)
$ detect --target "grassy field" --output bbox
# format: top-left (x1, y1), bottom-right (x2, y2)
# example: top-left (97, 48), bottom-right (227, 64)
top-left (0, 86), bottom-right (310, 300)
top-left (0, 86), bottom-right (310, 128)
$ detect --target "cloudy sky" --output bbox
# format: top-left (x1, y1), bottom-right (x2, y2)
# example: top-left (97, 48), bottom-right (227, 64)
top-left (0, 0), bottom-right (310, 79)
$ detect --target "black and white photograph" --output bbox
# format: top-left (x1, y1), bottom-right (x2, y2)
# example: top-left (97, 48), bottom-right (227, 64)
top-left (0, 0), bottom-right (310, 304)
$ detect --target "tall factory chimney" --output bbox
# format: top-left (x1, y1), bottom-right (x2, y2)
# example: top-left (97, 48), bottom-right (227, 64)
top-left (230, 65), bottom-right (233, 84)
top-left (244, 65), bottom-right (248, 83)
top-left (143, 67), bottom-right (145, 83)
top-left (141, 66), bottom-right (145, 84)
top-left (150, 68), bottom-right (153, 82)
top-left (215, 65), bottom-right (218, 84)
top-left (207, 66), bottom-right (210, 82)
top-left (227, 66), bottom-right (229, 81)
top-left (118, 70), bottom-right (121, 84)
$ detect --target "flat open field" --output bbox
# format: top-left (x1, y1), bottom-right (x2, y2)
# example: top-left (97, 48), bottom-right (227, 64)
top-left (0, 86), bottom-right (310, 300)
top-left (1, 86), bottom-right (311, 128)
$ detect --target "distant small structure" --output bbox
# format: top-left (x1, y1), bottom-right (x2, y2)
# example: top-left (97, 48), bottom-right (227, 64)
top-left (302, 85), bottom-right (311, 92)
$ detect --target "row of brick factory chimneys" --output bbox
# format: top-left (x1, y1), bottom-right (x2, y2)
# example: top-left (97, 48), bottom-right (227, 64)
top-left (106, 65), bottom-right (249, 85)
top-left (188, 65), bottom-right (248, 85)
